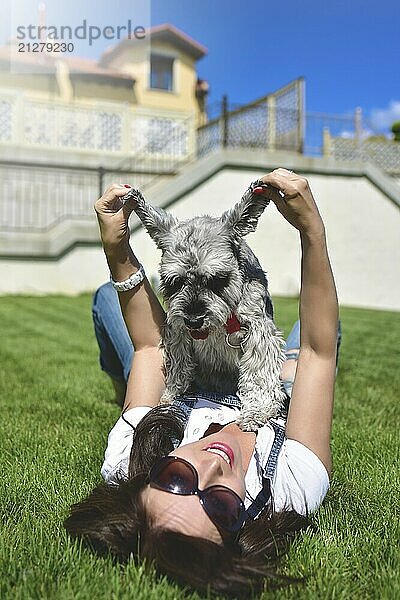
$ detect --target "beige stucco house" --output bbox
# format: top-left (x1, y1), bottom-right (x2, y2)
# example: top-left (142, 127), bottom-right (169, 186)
top-left (0, 24), bottom-right (209, 162)
top-left (0, 22), bottom-right (208, 114)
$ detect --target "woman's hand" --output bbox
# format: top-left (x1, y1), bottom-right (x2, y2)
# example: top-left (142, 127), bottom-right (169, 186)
top-left (94, 183), bottom-right (137, 255)
top-left (255, 168), bottom-right (325, 237)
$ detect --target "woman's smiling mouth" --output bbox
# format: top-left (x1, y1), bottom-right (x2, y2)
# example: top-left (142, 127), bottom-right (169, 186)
top-left (203, 442), bottom-right (234, 467)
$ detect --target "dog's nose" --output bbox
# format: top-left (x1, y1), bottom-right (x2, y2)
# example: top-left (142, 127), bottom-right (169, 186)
top-left (184, 316), bottom-right (205, 329)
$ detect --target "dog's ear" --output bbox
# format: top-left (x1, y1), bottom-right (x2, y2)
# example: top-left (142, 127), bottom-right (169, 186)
top-left (220, 182), bottom-right (270, 237)
top-left (126, 189), bottom-right (177, 250)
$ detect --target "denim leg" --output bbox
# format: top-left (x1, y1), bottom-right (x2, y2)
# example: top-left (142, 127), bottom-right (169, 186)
top-left (284, 320), bottom-right (301, 353)
top-left (284, 319), bottom-right (342, 365)
top-left (281, 319), bottom-right (342, 399)
top-left (92, 282), bottom-right (134, 383)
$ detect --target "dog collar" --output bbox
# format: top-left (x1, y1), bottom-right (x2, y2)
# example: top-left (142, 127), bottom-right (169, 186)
top-left (225, 313), bottom-right (249, 350)
top-left (224, 313), bottom-right (242, 334)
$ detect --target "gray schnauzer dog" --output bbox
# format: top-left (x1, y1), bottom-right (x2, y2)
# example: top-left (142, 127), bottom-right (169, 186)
top-left (124, 180), bottom-right (286, 431)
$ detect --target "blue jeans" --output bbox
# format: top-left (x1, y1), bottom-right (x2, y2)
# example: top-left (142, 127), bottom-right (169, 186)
top-left (92, 282), bottom-right (134, 383)
top-left (285, 319), bottom-right (342, 366)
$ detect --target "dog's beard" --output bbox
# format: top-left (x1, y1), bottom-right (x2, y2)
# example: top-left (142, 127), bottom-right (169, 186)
top-left (160, 266), bottom-right (244, 340)
top-left (165, 291), bottom-right (234, 339)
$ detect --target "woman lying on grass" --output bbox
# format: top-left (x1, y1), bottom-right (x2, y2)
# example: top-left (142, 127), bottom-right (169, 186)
top-left (65, 169), bottom-right (339, 596)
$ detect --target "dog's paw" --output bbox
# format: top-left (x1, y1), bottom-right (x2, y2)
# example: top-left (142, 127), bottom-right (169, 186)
top-left (235, 413), bottom-right (261, 432)
top-left (235, 407), bottom-right (277, 432)
top-left (160, 388), bottom-right (175, 405)
top-left (236, 389), bottom-right (282, 431)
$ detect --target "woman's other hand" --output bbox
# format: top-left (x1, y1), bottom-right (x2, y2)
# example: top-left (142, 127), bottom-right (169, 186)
top-left (256, 169), bottom-right (325, 237)
top-left (94, 184), bottom-right (137, 255)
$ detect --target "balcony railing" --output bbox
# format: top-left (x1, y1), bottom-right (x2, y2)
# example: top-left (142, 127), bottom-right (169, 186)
top-left (0, 89), bottom-right (195, 165)
top-left (0, 90), bottom-right (197, 234)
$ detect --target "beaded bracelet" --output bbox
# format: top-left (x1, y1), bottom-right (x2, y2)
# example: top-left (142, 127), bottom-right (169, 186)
top-left (110, 264), bottom-right (145, 292)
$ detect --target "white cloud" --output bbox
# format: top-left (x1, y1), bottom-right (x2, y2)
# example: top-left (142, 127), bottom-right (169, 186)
top-left (338, 127), bottom-right (375, 140)
top-left (369, 100), bottom-right (400, 131)
top-left (339, 130), bottom-right (354, 139)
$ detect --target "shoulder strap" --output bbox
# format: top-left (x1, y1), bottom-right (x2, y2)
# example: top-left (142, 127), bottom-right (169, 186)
top-left (171, 398), bottom-right (196, 447)
top-left (264, 421), bottom-right (286, 479)
top-left (245, 421), bottom-right (286, 519)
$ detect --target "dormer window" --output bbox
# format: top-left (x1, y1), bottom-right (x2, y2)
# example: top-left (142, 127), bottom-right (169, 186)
top-left (150, 54), bottom-right (174, 91)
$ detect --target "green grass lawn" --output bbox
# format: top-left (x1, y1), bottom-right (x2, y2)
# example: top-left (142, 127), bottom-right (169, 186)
top-left (0, 293), bottom-right (399, 600)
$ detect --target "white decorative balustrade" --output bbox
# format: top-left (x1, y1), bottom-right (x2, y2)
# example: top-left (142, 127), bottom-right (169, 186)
top-left (0, 90), bottom-right (196, 235)
top-left (0, 89), bottom-right (195, 160)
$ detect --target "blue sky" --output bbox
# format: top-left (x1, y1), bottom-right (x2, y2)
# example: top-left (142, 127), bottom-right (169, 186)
top-left (3, 0), bottom-right (400, 132)
top-left (151, 0), bottom-right (400, 131)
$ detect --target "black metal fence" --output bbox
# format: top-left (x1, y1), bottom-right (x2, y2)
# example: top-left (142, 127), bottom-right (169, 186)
top-left (0, 160), bottom-right (176, 232)
top-left (198, 78), bottom-right (305, 156)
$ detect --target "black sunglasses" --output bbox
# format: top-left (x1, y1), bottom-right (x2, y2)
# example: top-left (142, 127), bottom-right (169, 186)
top-left (149, 456), bottom-right (246, 534)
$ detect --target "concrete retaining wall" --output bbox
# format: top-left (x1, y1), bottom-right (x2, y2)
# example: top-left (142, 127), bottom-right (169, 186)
top-left (1, 150), bottom-right (399, 311)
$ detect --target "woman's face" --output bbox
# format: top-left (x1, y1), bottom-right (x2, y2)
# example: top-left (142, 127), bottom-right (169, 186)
top-left (141, 428), bottom-right (249, 545)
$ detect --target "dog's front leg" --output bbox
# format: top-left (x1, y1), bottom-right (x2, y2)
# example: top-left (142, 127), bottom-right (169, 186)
top-left (160, 326), bottom-right (195, 405)
top-left (236, 317), bottom-right (286, 431)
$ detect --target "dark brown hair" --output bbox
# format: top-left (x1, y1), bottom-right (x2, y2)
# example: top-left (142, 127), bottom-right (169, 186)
top-left (65, 406), bottom-right (312, 597)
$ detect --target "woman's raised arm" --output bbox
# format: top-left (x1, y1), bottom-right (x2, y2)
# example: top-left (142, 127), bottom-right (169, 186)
top-left (257, 170), bottom-right (339, 474)
top-left (95, 184), bottom-right (166, 411)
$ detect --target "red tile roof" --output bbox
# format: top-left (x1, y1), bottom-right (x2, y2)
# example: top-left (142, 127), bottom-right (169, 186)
top-left (0, 45), bottom-right (134, 81)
